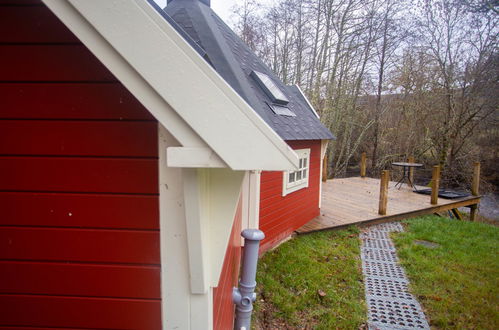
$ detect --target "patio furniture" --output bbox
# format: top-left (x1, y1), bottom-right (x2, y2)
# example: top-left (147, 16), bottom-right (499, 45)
top-left (391, 162), bottom-right (423, 190)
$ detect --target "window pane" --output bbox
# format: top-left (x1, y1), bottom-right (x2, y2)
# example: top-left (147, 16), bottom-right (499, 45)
top-left (299, 159), bottom-right (303, 168)
top-left (289, 172), bottom-right (295, 182)
top-left (297, 171), bottom-right (302, 180)
top-left (303, 169), bottom-right (307, 178)
top-left (303, 157), bottom-right (307, 168)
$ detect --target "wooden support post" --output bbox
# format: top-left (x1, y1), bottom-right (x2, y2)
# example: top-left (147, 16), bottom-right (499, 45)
top-left (431, 165), bottom-right (440, 205)
top-left (378, 170), bottom-right (389, 215)
top-left (452, 208), bottom-right (463, 221)
top-left (322, 154), bottom-right (328, 182)
top-left (470, 162), bottom-right (480, 221)
top-left (407, 156), bottom-right (415, 184)
top-left (360, 152), bottom-right (367, 178)
top-left (470, 205), bottom-right (478, 222)
top-left (472, 162), bottom-right (480, 196)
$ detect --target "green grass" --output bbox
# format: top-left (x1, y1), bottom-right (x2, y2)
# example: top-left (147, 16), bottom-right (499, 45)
top-left (393, 216), bottom-right (499, 329)
top-left (253, 228), bottom-right (366, 329)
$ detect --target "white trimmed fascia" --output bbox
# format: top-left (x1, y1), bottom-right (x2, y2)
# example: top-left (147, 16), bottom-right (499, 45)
top-left (43, 0), bottom-right (299, 171)
top-left (295, 84), bottom-right (320, 119)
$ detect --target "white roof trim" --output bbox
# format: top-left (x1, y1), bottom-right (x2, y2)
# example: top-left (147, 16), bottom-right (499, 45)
top-left (42, 0), bottom-right (299, 171)
top-left (295, 84), bottom-right (320, 119)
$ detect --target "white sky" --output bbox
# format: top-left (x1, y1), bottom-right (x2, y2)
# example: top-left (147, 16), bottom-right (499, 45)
top-left (153, 0), bottom-right (239, 23)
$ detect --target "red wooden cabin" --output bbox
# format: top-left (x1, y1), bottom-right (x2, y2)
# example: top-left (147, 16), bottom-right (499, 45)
top-left (0, 0), bottom-right (332, 328)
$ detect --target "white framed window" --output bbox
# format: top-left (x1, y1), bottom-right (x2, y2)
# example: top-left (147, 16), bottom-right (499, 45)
top-left (282, 148), bottom-right (310, 196)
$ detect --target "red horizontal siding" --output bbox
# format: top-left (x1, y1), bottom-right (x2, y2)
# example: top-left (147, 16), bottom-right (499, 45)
top-left (213, 198), bottom-right (242, 330)
top-left (0, 45), bottom-right (115, 81)
top-left (0, 227), bottom-right (160, 264)
top-left (0, 192), bottom-right (159, 229)
top-left (0, 83), bottom-right (155, 120)
top-left (259, 140), bottom-right (321, 253)
top-left (0, 120), bottom-right (158, 157)
top-left (0, 261), bottom-right (160, 298)
top-left (0, 3), bottom-right (161, 328)
top-left (0, 295), bottom-right (161, 329)
top-left (0, 0), bottom-right (41, 4)
top-left (0, 6), bottom-right (78, 43)
top-left (0, 157), bottom-right (158, 194)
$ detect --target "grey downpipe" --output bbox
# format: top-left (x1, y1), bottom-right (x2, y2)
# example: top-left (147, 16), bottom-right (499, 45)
top-left (232, 229), bottom-right (265, 330)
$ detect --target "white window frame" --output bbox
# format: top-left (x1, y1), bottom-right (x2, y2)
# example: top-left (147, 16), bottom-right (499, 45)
top-left (282, 148), bottom-right (310, 196)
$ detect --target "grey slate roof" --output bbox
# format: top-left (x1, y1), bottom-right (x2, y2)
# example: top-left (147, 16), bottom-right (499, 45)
top-left (159, 0), bottom-right (334, 141)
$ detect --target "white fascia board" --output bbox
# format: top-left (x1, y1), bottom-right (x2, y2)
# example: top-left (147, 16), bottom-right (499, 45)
top-left (295, 84), bottom-right (320, 119)
top-left (42, 0), bottom-right (208, 151)
top-left (44, 0), bottom-right (299, 171)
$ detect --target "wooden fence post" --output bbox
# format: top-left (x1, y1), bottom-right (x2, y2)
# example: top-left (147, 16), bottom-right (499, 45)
top-left (322, 154), bottom-right (328, 182)
top-left (470, 162), bottom-right (480, 221)
top-left (407, 155), bottom-right (415, 184)
top-left (378, 170), bottom-right (389, 215)
top-left (360, 152), bottom-right (367, 178)
top-left (431, 165), bottom-right (440, 205)
top-left (471, 162), bottom-right (480, 196)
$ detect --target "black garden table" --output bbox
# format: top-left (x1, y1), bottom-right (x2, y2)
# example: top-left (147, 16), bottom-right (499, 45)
top-left (391, 162), bottom-right (423, 190)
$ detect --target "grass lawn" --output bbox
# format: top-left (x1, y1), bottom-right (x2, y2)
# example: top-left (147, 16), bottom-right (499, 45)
top-left (393, 216), bottom-right (499, 329)
top-left (253, 227), bottom-right (366, 329)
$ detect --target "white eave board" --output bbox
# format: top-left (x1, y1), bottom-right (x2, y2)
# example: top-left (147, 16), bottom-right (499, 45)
top-left (43, 0), bottom-right (299, 171)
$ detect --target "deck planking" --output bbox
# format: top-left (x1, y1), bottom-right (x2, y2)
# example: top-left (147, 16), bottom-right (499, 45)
top-left (297, 177), bottom-right (480, 234)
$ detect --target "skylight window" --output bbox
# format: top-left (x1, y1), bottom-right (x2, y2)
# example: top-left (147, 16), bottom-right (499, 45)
top-left (267, 102), bottom-right (296, 117)
top-left (251, 70), bottom-right (289, 105)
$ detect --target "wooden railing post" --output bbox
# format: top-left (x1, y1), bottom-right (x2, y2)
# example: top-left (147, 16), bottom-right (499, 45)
top-left (431, 165), bottom-right (440, 205)
top-left (322, 154), bottom-right (328, 182)
top-left (470, 162), bottom-right (480, 221)
top-left (360, 152), bottom-right (367, 178)
top-left (378, 170), bottom-right (389, 215)
top-left (407, 155), bottom-right (415, 183)
top-left (471, 162), bottom-right (480, 196)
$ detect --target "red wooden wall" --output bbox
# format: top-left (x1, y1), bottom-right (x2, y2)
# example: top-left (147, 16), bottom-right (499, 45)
top-left (0, 2), bottom-right (161, 328)
top-left (259, 140), bottom-right (321, 253)
top-left (213, 198), bottom-right (242, 330)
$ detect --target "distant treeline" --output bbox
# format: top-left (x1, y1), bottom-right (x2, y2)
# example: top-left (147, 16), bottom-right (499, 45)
top-left (230, 0), bottom-right (498, 189)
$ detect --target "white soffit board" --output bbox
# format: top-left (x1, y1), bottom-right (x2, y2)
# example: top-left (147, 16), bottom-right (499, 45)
top-left (44, 0), bottom-right (299, 171)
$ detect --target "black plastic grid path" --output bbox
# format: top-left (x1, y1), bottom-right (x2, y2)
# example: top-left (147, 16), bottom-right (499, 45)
top-left (360, 223), bottom-right (430, 330)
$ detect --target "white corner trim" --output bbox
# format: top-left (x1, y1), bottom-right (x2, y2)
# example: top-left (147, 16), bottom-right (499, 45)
top-left (295, 84), bottom-right (320, 119)
top-left (240, 170), bottom-right (261, 246)
top-left (248, 170), bottom-right (261, 229)
top-left (182, 167), bottom-right (245, 294)
top-left (319, 140), bottom-right (329, 208)
top-left (159, 125), bottom-right (216, 329)
top-left (168, 147), bottom-right (227, 168)
top-left (158, 126), bottom-right (195, 328)
top-left (44, 0), bottom-right (299, 171)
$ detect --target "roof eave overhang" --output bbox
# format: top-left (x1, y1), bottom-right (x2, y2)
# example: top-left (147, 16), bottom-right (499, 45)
top-left (43, 0), bottom-right (299, 171)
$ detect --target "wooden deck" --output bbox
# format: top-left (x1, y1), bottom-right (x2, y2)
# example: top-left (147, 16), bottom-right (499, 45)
top-left (297, 177), bottom-right (480, 234)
